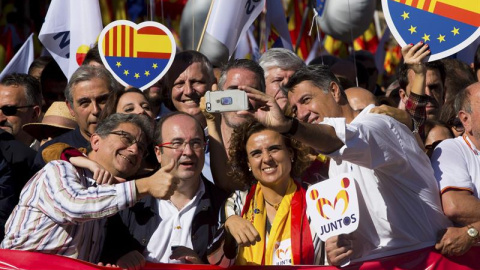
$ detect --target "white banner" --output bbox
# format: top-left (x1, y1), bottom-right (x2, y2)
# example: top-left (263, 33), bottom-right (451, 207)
top-left (204, 0), bottom-right (265, 58)
top-left (265, 0), bottom-right (293, 51)
top-left (39, 0), bottom-right (102, 80)
top-left (0, 34), bottom-right (34, 80)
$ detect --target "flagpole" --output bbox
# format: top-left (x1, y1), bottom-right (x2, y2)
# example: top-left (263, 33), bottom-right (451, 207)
top-left (196, 0), bottom-right (215, 51)
top-left (148, 0), bottom-right (155, 21)
top-left (295, 4), bottom-right (310, 54)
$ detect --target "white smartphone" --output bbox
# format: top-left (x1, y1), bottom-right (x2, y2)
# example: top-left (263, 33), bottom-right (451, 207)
top-left (205, 90), bottom-right (249, 112)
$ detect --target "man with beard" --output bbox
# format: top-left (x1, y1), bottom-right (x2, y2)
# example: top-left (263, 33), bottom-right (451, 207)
top-left (145, 78), bottom-right (171, 120)
top-left (398, 59), bottom-right (446, 120)
top-left (206, 59), bottom-right (266, 192)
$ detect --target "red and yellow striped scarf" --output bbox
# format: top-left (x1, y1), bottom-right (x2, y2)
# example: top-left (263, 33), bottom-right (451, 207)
top-left (236, 179), bottom-right (314, 265)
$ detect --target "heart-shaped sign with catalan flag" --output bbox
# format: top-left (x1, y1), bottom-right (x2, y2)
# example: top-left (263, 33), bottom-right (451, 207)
top-left (98, 20), bottom-right (176, 90)
top-left (382, 0), bottom-right (480, 61)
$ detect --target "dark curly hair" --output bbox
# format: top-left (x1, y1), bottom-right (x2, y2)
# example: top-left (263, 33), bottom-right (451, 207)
top-left (228, 120), bottom-right (311, 188)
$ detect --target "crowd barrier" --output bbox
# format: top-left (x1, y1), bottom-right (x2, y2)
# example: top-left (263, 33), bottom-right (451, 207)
top-left (0, 246), bottom-right (479, 269)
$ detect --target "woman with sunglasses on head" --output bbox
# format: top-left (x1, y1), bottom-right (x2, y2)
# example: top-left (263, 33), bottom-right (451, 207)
top-left (207, 120), bottom-right (323, 266)
top-left (99, 87), bottom-right (155, 124)
top-left (424, 120), bottom-right (454, 158)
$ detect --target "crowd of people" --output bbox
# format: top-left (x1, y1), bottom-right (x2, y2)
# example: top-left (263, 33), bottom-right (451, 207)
top-left (0, 35), bottom-right (479, 269)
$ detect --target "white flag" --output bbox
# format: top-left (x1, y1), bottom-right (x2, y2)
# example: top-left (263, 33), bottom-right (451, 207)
top-left (39, 0), bottom-right (102, 80)
top-left (199, 0), bottom-right (265, 65)
top-left (264, 0), bottom-right (293, 51)
top-left (0, 33), bottom-right (34, 80)
top-left (234, 26), bottom-right (261, 61)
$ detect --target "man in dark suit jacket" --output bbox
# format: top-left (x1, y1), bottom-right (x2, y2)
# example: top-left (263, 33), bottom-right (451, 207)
top-left (101, 112), bottom-right (227, 268)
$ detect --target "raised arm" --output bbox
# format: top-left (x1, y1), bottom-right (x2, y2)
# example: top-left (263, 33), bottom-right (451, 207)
top-left (237, 85), bottom-right (343, 154)
top-left (402, 42), bottom-right (430, 138)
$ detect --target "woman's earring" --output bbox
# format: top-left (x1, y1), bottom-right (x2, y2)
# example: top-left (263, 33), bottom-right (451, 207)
top-left (291, 157), bottom-right (294, 163)
top-left (248, 167), bottom-right (252, 171)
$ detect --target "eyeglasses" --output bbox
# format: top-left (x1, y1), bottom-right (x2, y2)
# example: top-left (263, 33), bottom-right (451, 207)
top-left (108, 130), bottom-right (146, 154)
top-left (157, 139), bottom-right (205, 152)
top-left (0, 105), bottom-right (35, 116)
top-left (447, 117), bottom-right (464, 133)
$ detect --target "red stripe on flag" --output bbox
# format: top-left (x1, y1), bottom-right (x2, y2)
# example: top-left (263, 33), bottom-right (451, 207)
top-left (411, 0), bottom-right (418, 8)
top-left (397, 0), bottom-right (406, 4)
top-left (137, 52), bottom-right (171, 59)
top-left (423, 0), bottom-right (431, 11)
top-left (121, 25), bottom-right (125, 57)
top-left (113, 26), bottom-right (117, 56)
top-left (130, 28), bottom-right (133, 57)
top-left (137, 26), bottom-right (166, 35)
top-left (105, 30), bottom-right (110, 56)
top-left (435, 2), bottom-right (480, 27)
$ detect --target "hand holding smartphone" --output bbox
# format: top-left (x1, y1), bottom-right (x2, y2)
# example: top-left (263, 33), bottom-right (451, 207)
top-left (205, 90), bottom-right (249, 112)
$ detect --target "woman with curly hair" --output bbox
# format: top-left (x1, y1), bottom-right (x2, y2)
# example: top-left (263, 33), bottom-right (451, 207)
top-left (207, 120), bottom-right (323, 266)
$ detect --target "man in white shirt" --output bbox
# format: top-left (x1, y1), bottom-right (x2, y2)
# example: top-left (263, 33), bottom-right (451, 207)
top-left (431, 82), bottom-right (480, 256)
top-left (240, 65), bottom-right (451, 265)
top-left (101, 112), bottom-right (227, 266)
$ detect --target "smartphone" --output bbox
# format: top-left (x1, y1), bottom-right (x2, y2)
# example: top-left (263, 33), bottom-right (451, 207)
top-left (205, 90), bottom-right (249, 112)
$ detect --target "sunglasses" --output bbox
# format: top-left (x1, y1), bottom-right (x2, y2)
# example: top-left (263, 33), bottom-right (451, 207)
top-left (0, 105), bottom-right (35, 116)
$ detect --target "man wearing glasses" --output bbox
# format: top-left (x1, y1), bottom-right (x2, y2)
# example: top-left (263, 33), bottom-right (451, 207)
top-left (101, 112), bottom-right (227, 267)
top-left (432, 82), bottom-right (480, 256)
top-left (0, 73), bottom-right (42, 147)
top-left (1, 113), bottom-right (179, 265)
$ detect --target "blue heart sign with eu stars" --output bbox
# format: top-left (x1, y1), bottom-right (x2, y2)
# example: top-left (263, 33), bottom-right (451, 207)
top-left (382, 0), bottom-right (480, 61)
top-left (98, 20), bottom-right (176, 90)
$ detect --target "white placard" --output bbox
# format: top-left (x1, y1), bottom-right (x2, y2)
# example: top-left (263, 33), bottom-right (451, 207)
top-left (306, 173), bottom-right (359, 241)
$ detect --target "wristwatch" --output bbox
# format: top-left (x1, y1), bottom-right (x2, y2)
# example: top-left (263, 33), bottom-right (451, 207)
top-left (467, 225), bottom-right (479, 240)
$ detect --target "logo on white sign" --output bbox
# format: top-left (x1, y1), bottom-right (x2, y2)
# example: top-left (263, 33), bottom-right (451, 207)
top-left (306, 173), bottom-right (360, 241)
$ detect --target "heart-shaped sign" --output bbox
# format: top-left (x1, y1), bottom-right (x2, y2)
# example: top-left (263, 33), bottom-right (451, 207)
top-left (98, 20), bottom-right (176, 90)
top-left (382, 0), bottom-right (480, 61)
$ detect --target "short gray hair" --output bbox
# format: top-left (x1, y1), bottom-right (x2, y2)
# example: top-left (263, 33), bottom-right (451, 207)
top-left (65, 65), bottom-right (117, 105)
top-left (259, 48), bottom-right (305, 78)
top-left (454, 84), bottom-right (475, 114)
top-left (96, 113), bottom-right (153, 144)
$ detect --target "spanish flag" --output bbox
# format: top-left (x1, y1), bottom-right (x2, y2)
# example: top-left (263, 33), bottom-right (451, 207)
top-left (101, 23), bottom-right (174, 88)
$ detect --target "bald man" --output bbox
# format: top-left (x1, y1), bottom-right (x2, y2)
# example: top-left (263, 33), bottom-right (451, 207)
top-left (345, 87), bottom-right (378, 112)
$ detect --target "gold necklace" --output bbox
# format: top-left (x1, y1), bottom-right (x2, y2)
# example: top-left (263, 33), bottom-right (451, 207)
top-left (264, 198), bottom-right (281, 210)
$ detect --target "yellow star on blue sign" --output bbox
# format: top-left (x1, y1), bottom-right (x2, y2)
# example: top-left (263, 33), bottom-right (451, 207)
top-left (408, 25), bottom-right (417, 34)
top-left (422, 33), bottom-right (430, 42)
top-left (437, 34), bottom-right (446, 43)
top-left (451, 27), bottom-right (460, 36)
